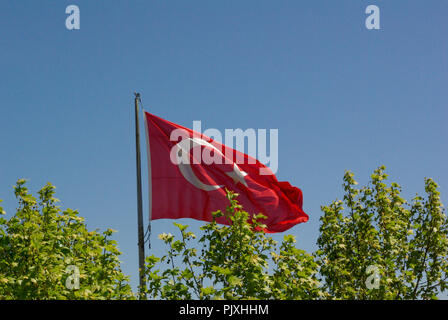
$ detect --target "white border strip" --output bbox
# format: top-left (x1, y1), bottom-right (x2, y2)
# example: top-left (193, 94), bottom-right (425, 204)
top-left (143, 110), bottom-right (152, 222)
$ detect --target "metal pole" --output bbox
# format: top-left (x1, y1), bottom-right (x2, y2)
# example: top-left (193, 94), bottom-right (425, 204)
top-left (134, 92), bottom-right (146, 298)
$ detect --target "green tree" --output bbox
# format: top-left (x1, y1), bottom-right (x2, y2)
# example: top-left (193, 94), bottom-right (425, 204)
top-left (0, 180), bottom-right (133, 299)
top-left (3, 166), bottom-right (446, 300)
top-left (144, 189), bottom-right (322, 300)
top-left (316, 166), bottom-right (448, 299)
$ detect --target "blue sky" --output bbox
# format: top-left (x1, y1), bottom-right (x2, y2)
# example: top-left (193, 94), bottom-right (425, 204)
top-left (0, 0), bottom-right (447, 292)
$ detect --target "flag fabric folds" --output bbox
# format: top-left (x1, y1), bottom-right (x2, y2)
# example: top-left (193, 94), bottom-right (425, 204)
top-left (144, 111), bottom-right (308, 233)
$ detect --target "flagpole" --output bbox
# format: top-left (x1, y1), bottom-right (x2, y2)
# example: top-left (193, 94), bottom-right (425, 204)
top-left (134, 92), bottom-right (146, 298)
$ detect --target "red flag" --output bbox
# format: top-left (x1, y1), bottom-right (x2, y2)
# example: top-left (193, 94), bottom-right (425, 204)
top-left (144, 111), bottom-right (308, 233)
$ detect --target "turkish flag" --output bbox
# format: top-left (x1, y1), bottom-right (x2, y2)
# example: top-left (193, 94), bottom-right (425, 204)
top-left (144, 111), bottom-right (308, 233)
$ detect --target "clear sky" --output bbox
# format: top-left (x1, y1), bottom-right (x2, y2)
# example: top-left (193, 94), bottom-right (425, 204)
top-left (0, 0), bottom-right (447, 292)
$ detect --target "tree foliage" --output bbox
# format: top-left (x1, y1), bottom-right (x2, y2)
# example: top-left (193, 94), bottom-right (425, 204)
top-left (144, 189), bottom-right (322, 300)
top-left (145, 166), bottom-right (448, 300)
top-left (1, 166), bottom-right (447, 300)
top-left (316, 166), bottom-right (448, 299)
top-left (0, 180), bottom-right (133, 299)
